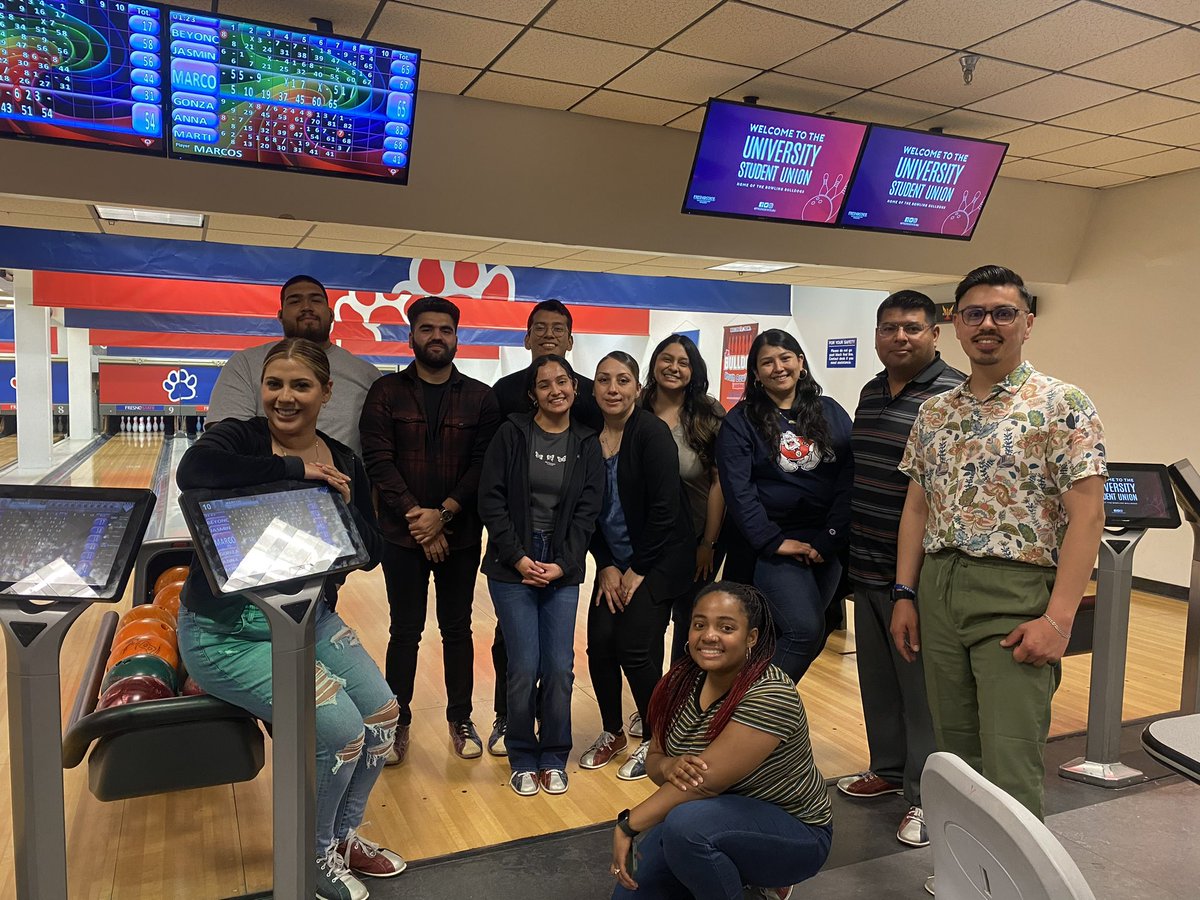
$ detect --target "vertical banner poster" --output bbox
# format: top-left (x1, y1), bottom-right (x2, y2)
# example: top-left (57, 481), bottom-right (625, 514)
top-left (720, 323), bottom-right (759, 410)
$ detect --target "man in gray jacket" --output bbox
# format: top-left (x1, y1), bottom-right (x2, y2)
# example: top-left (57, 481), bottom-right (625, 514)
top-left (207, 274), bottom-right (381, 454)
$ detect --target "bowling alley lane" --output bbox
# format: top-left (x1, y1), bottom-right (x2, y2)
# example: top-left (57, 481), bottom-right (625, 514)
top-left (57, 431), bottom-right (164, 489)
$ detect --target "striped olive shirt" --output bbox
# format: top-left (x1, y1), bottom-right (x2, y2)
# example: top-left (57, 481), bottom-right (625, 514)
top-left (849, 354), bottom-right (965, 588)
top-left (664, 665), bottom-right (832, 826)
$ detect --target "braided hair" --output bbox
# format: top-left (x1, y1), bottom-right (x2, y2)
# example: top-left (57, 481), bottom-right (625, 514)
top-left (645, 580), bottom-right (778, 743)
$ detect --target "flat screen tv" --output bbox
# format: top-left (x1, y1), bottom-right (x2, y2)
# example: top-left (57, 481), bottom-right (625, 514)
top-left (0, 0), bottom-right (165, 153)
top-left (166, 8), bottom-right (419, 183)
top-left (682, 98), bottom-right (868, 226)
top-left (837, 124), bottom-right (1007, 239)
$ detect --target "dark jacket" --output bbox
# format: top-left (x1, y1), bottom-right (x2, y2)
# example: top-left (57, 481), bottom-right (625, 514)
top-left (175, 416), bottom-right (382, 615)
top-left (359, 363), bottom-right (501, 549)
top-left (589, 407), bottom-right (695, 600)
top-left (478, 413), bottom-right (604, 585)
top-left (493, 366), bottom-right (604, 433)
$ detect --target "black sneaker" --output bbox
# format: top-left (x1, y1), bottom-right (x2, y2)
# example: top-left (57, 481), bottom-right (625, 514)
top-left (488, 716), bottom-right (507, 756)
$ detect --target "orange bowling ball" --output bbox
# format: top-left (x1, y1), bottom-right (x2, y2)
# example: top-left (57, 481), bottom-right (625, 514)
top-left (118, 605), bottom-right (176, 630)
top-left (112, 617), bottom-right (177, 653)
top-left (153, 566), bottom-right (190, 595)
top-left (152, 582), bottom-right (185, 618)
top-left (107, 632), bottom-right (179, 673)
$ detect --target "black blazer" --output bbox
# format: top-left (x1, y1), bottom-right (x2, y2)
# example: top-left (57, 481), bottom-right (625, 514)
top-left (590, 406), bottom-right (694, 600)
top-left (478, 413), bottom-right (604, 585)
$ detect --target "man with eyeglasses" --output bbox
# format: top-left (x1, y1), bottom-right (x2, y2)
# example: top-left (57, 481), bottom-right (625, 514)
top-left (893, 267), bottom-right (1106, 894)
top-left (486, 299), bottom-right (603, 756)
top-left (840, 290), bottom-right (965, 849)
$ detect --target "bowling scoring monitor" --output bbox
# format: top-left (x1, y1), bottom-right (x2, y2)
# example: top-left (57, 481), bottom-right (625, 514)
top-left (179, 480), bottom-right (370, 596)
top-left (1168, 458), bottom-right (1200, 520)
top-left (0, 485), bottom-right (155, 600)
top-left (1103, 462), bottom-right (1182, 530)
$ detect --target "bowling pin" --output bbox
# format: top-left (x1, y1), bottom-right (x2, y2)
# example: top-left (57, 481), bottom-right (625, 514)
top-left (138, 416), bottom-right (145, 433)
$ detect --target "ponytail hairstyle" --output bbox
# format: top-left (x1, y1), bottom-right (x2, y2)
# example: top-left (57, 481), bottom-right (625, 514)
top-left (641, 333), bottom-right (724, 469)
top-left (741, 328), bottom-right (834, 465)
top-left (645, 580), bottom-right (777, 743)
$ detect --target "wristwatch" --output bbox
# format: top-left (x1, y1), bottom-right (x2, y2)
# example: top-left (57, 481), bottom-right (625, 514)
top-left (891, 583), bottom-right (917, 603)
top-left (438, 505), bottom-right (454, 524)
top-left (616, 808), bottom-right (639, 838)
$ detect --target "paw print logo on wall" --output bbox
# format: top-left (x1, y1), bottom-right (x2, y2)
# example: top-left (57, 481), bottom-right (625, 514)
top-left (163, 368), bottom-right (198, 402)
top-left (8, 376), bottom-right (15, 390)
top-left (941, 190), bottom-right (983, 236)
top-left (331, 259), bottom-right (517, 345)
top-left (800, 173), bottom-right (845, 223)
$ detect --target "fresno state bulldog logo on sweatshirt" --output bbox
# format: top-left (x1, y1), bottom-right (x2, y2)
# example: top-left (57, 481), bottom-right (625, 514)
top-left (779, 430), bottom-right (821, 473)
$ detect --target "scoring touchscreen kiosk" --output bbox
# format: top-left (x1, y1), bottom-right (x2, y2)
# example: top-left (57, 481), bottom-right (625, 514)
top-left (1103, 462), bottom-right (1183, 530)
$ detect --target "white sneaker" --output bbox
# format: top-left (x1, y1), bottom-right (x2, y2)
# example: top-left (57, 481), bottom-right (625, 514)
top-left (897, 806), bottom-right (929, 847)
top-left (628, 711), bottom-right (644, 738)
top-left (509, 771), bottom-right (540, 797)
top-left (539, 768), bottom-right (569, 794)
top-left (315, 839), bottom-right (369, 900)
top-left (617, 741), bottom-right (650, 781)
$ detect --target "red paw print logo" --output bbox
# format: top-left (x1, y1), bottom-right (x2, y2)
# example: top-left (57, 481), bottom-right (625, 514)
top-left (331, 258), bottom-right (517, 345)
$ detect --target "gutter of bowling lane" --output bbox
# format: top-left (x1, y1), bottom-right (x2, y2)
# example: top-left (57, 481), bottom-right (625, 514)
top-left (28, 434), bottom-right (112, 485)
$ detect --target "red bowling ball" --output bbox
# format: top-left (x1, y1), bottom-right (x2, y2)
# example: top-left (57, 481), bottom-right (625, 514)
top-left (96, 674), bottom-right (175, 710)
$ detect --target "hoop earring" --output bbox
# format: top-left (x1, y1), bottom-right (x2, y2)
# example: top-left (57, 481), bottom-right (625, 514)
top-left (797, 370), bottom-right (809, 381)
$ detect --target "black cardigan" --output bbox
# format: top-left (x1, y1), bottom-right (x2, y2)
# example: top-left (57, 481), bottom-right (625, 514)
top-left (478, 413), bottom-right (604, 585)
top-left (176, 417), bottom-right (383, 615)
top-left (589, 406), bottom-right (695, 600)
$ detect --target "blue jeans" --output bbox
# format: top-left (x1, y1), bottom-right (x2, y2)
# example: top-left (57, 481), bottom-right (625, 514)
top-left (178, 601), bottom-right (397, 851)
top-left (754, 554), bottom-right (843, 681)
top-left (612, 795), bottom-right (832, 900)
top-left (487, 530), bottom-right (580, 772)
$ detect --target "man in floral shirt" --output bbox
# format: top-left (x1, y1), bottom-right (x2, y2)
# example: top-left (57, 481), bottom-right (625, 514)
top-left (892, 265), bottom-right (1106, 835)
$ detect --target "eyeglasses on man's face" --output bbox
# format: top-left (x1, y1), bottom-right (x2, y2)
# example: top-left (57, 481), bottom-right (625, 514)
top-left (956, 305), bottom-right (1025, 327)
top-left (531, 322), bottom-right (568, 337)
top-left (875, 322), bottom-right (932, 338)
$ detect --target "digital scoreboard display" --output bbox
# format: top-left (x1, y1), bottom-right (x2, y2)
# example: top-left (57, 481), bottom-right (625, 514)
top-left (0, 0), bottom-right (164, 152)
top-left (166, 9), bottom-right (419, 182)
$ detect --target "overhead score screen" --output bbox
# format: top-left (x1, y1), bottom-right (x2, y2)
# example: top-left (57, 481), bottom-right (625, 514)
top-left (682, 99), bottom-right (868, 225)
top-left (166, 10), bottom-right (419, 182)
top-left (0, 0), bottom-right (164, 152)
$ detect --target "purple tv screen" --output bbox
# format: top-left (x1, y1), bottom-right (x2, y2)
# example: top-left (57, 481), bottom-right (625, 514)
top-left (682, 99), bottom-right (868, 226)
top-left (837, 126), bottom-right (1007, 239)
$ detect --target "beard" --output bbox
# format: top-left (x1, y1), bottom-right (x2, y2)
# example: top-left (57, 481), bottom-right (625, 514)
top-left (414, 340), bottom-right (457, 369)
top-left (287, 315), bottom-right (332, 344)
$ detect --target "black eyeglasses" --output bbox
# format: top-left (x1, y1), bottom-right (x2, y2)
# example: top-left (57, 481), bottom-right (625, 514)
top-left (875, 323), bottom-right (932, 338)
top-left (956, 305), bottom-right (1025, 326)
top-left (531, 323), bottom-right (568, 337)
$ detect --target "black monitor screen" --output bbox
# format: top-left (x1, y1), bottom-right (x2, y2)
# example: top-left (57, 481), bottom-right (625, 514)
top-left (181, 482), bottom-right (368, 595)
top-left (1103, 463), bottom-right (1181, 530)
top-left (0, 488), bottom-right (154, 600)
top-left (1169, 459), bottom-right (1200, 521)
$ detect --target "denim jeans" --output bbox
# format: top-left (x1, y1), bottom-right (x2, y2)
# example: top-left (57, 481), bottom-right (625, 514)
top-left (611, 795), bottom-right (832, 900)
top-left (178, 601), bottom-right (397, 850)
top-left (487, 530), bottom-right (580, 772)
top-left (754, 554), bottom-right (843, 681)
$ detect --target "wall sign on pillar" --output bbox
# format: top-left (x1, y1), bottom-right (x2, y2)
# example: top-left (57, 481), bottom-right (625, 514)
top-left (826, 337), bottom-right (857, 369)
top-left (720, 323), bottom-right (758, 411)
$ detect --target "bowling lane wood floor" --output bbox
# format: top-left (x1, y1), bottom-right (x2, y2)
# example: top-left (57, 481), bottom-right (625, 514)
top-left (0, 432), bottom-right (1190, 898)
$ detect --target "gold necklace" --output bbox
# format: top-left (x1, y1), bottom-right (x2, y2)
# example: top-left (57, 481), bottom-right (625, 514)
top-left (600, 428), bottom-right (623, 457)
top-left (274, 436), bottom-right (324, 464)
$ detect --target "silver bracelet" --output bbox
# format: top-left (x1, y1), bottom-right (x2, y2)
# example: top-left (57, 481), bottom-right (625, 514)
top-left (1042, 613), bottom-right (1070, 640)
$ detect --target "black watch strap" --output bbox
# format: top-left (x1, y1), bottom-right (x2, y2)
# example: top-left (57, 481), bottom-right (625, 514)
top-left (616, 808), bottom-right (639, 838)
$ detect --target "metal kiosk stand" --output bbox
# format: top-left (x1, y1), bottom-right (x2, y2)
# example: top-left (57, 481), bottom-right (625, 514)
top-left (178, 480), bottom-right (373, 900)
top-left (1168, 458), bottom-right (1200, 715)
top-left (0, 485), bottom-right (156, 900)
top-left (1060, 462), bottom-right (1182, 787)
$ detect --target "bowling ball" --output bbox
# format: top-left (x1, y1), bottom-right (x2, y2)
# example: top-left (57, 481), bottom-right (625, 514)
top-left (118, 604), bottom-right (176, 630)
top-left (153, 566), bottom-right (190, 595)
top-left (152, 582), bottom-right (185, 618)
top-left (112, 617), bottom-right (177, 652)
top-left (181, 675), bottom-right (206, 697)
top-left (107, 632), bottom-right (179, 673)
top-left (96, 674), bottom-right (174, 710)
top-left (102, 654), bottom-right (178, 694)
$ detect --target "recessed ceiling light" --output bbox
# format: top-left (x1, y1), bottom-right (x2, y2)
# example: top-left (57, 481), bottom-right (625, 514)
top-left (708, 261), bottom-right (797, 273)
top-left (93, 205), bottom-right (206, 228)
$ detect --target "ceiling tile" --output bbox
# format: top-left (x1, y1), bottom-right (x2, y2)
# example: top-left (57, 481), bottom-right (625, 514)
top-left (639, 254), bottom-right (728, 269)
top-left (989, 123), bottom-right (1104, 156)
top-left (534, 258), bottom-right (614, 272)
top-left (400, 232), bottom-right (501, 251)
top-left (0, 195), bottom-right (92, 218)
top-left (1050, 92), bottom-right (1199, 133)
top-left (466, 252), bottom-right (557, 266)
top-left (1104, 1), bottom-right (1200, 24)
top-left (370, 4), bottom-right (522, 68)
top-left (607, 52), bottom-right (758, 105)
top-left (1067, 28), bottom-right (1200, 89)
top-left (612, 265), bottom-right (738, 280)
top-left (1037, 136), bottom-right (1167, 166)
top-left (206, 229), bottom-right (302, 248)
top-left (297, 237), bottom-right (395, 254)
top-left (971, 2), bottom-right (1172, 69)
top-left (966, 74), bottom-right (1131, 121)
top-left (1124, 113), bottom-right (1200, 145)
top-left (909, 110), bottom-right (1032, 139)
top-left (384, 244), bottom-right (476, 261)
top-left (206, 212), bottom-right (315, 235)
top-left (492, 29), bottom-right (647, 87)
top-left (218, 1), bottom-right (380, 38)
top-left (307, 223), bottom-right (415, 242)
top-left (862, 0), bottom-right (1071, 48)
top-left (1045, 169), bottom-right (1143, 188)
top-left (485, 241), bottom-right (575, 257)
top-left (1156, 75), bottom-right (1200, 103)
top-left (100, 221), bottom-right (202, 239)
top-left (416, 61), bottom-right (481, 94)
top-left (1107, 147), bottom-right (1200, 176)
top-left (718, 73), bottom-right (858, 113)
top-left (778, 34), bottom-right (948, 90)
top-left (665, 3), bottom-right (842, 70)
top-left (404, 0), bottom-right (550, 25)
top-left (566, 248), bottom-right (664, 264)
top-left (879, 56), bottom-right (1047, 108)
top-left (820, 91), bottom-right (950, 127)
top-left (745, 0), bottom-right (901, 29)
top-left (572, 90), bottom-right (696, 125)
top-left (466, 73), bottom-right (593, 109)
top-left (536, 0), bottom-right (716, 47)
top-left (667, 107), bottom-right (707, 131)
top-left (0, 212), bottom-right (101, 232)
